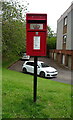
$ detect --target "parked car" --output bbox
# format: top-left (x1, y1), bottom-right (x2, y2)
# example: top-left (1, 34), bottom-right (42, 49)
top-left (22, 61), bottom-right (58, 78)
top-left (21, 53), bottom-right (30, 60)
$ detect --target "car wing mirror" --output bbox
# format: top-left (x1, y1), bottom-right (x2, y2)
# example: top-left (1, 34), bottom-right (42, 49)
top-left (37, 66), bottom-right (40, 68)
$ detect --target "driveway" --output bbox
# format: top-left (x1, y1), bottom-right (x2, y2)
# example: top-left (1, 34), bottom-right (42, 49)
top-left (9, 57), bottom-right (72, 85)
top-left (30, 57), bottom-right (72, 85)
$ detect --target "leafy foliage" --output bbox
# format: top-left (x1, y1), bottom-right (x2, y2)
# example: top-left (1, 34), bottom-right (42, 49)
top-left (47, 37), bottom-right (56, 49)
top-left (2, 0), bottom-right (29, 22)
top-left (2, 0), bottom-right (29, 64)
top-left (2, 20), bottom-right (26, 58)
top-left (47, 26), bottom-right (54, 38)
top-left (47, 26), bottom-right (56, 50)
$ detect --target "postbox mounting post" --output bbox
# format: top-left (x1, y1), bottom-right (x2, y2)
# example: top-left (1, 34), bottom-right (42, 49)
top-left (33, 56), bottom-right (37, 102)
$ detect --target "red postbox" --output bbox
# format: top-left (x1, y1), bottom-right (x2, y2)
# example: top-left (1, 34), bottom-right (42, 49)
top-left (26, 13), bottom-right (47, 56)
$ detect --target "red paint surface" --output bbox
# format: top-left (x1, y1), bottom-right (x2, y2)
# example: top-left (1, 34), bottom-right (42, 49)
top-left (26, 13), bottom-right (47, 56)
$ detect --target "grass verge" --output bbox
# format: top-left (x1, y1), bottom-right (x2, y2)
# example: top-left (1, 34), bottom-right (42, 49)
top-left (2, 68), bottom-right (71, 118)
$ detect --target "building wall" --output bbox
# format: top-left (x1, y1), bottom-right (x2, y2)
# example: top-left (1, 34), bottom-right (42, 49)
top-left (66, 11), bottom-right (71, 50)
top-left (57, 3), bottom-right (73, 50)
top-left (49, 50), bottom-right (73, 70)
top-left (49, 3), bottom-right (73, 70)
top-left (71, 9), bottom-right (73, 50)
top-left (56, 19), bottom-right (63, 50)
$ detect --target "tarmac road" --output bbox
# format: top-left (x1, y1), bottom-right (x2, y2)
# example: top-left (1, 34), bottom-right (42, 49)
top-left (30, 57), bottom-right (72, 85)
top-left (9, 57), bottom-right (72, 85)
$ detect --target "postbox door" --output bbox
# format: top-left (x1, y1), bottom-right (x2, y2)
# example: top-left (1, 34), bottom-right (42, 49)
top-left (27, 31), bottom-right (46, 56)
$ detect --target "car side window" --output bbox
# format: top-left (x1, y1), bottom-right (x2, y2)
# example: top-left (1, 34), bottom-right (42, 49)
top-left (26, 62), bottom-right (34, 66)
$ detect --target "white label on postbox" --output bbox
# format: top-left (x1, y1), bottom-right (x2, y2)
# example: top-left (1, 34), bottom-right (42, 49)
top-left (33, 36), bottom-right (40, 50)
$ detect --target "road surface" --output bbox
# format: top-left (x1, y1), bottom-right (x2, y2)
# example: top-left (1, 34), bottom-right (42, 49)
top-left (8, 57), bottom-right (72, 85)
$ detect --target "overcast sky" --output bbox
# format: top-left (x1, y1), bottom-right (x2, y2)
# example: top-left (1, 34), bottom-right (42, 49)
top-left (27, 0), bottom-right (73, 32)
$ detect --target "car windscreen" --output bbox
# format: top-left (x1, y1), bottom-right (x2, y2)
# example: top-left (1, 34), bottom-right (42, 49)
top-left (41, 63), bottom-right (49, 67)
top-left (24, 53), bottom-right (26, 56)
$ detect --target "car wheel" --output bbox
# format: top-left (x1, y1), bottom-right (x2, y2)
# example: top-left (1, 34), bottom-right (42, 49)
top-left (40, 72), bottom-right (45, 78)
top-left (23, 68), bottom-right (27, 73)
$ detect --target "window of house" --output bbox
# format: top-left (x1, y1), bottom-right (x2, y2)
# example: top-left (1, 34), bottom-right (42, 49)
top-left (63, 35), bottom-right (67, 43)
top-left (64, 16), bottom-right (67, 26)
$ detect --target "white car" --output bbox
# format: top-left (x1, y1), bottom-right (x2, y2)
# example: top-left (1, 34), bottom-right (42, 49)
top-left (22, 53), bottom-right (30, 60)
top-left (22, 61), bottom-right (58, 78)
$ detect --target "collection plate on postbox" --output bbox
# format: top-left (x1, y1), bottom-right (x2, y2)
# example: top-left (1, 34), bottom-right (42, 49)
top-left (26, 13), bottom-right (47, 56)
top-left (30, 24), bottom-right (43, 30)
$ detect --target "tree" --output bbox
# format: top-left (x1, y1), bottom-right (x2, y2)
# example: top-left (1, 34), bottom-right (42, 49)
top-left (2, 20), bottom-right (26, 56)
top-left (2, 0), bottom-right (29, 22)
top-left (47, 26), bottom-right (54, 38)
top-left (0, 1), bottom-right (2, 62)
top-left (47, 26), bottom-right (56, 50)
top-left (2, 0), bottom-right (29, 63)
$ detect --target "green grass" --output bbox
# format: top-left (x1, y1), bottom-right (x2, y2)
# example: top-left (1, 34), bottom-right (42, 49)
top-left (2, 68), bottom-right (71, 118)
top-left (2, 55), bottom-right (20, 68)
top-left (0, 68), bottom-right (2, 120)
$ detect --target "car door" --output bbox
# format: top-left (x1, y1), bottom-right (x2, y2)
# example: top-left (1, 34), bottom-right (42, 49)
top-left (37, 63), bottom-right (41, 75)
top-left (30, 62), bottom-right (34, 73)
top-left (26, 62), bottom-right (34, 73)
